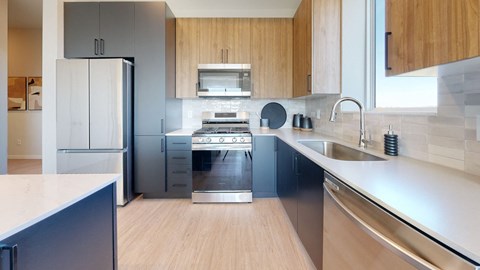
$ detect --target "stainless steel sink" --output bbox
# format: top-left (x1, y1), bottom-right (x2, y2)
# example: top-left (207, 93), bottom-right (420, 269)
top-left (298, 140), bottom-right (386, 161)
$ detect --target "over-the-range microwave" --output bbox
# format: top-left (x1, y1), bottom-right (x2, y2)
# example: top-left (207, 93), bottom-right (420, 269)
top-left (197, 64), bottom-right (251, 97)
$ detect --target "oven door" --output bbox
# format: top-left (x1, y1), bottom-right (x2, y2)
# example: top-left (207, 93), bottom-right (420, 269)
top-left (192, 148), bottom-right (252, 203)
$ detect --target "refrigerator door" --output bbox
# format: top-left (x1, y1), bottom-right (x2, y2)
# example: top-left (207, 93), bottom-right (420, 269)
top-left (57, 150), bottom-right (128, 206)
top-left (56, 59), bottom-right (90, 150)
top-left (89, 59), bottom-right (125, 150)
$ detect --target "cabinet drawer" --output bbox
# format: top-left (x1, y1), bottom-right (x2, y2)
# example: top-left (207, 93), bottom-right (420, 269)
top-left (167, 178), bottom-right (192, 197)
top-left (167, 167), bottom-right (192, 180)
top-left (167, 136), bottom-right (192, 150)
top-left (167, 151), bottom-right (192, 165)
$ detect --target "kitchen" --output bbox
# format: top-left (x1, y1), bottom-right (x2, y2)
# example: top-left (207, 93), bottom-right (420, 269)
top-left (1, 0), bottom-right (480, 269)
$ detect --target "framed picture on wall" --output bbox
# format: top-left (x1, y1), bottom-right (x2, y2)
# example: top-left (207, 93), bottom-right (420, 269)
top-left (27, 77), bottom-right (42, 110)
top-left (8, 77), bottom-right (27, 111)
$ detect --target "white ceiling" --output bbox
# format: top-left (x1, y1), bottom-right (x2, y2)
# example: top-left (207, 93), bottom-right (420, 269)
top-left (8, 0), bottom-right (301, 29)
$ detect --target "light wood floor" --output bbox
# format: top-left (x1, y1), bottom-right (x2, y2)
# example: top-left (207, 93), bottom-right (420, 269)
top-left (117, 198), bottom-right (316, 270)
top-left (7, 159), bottom-right (42, 174)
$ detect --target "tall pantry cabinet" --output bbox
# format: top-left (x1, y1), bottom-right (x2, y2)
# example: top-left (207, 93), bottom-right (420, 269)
top-left (63, 2), bottom-right (182, 198)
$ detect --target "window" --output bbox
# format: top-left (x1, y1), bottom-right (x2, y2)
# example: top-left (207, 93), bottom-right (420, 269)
top-left (374, 0), bottom-right (437, 109)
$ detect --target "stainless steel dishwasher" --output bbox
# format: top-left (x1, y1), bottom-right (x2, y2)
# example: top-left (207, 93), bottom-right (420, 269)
top-left (323, 172), bottom-right (480, 270)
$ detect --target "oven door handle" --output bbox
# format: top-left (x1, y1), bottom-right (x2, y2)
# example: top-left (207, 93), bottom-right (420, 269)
top-left (192, 145), bottom-right (252, 151)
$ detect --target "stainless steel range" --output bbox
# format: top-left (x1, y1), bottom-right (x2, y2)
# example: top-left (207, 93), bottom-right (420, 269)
top-left (191, 112), bottom-right (252, 203)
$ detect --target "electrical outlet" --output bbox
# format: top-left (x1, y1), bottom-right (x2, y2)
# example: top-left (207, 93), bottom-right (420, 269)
top-left (17, 139), bottom-right (22, 145)
top-left (316, 110), bottom-right (321, 119)
top-left (188, 111), bottom-right (193, 119)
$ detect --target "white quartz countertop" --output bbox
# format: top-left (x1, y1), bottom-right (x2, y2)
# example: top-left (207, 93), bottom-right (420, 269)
top-left (167, 127), bottom-right (480, 263)
top-left (0, 174), bottom-right (119, 241)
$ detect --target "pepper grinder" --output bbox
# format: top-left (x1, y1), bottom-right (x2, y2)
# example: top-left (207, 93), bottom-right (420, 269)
top-left (384, 125), bottom-right (398, 156)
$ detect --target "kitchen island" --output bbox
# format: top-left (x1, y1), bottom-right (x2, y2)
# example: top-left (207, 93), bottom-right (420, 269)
top-left (0, 174), bottom-right (119, 269)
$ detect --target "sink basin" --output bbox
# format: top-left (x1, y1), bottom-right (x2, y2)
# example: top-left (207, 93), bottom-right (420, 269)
top-left (298, 140), bottom-right (386, 161)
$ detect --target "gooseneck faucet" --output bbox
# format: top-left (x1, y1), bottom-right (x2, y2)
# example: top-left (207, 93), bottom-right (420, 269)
top-left (329, 97), bottom-right (367, 149)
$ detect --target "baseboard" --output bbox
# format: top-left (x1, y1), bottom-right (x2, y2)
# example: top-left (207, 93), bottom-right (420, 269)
top-left (8, 155), bottom-right (42, 160)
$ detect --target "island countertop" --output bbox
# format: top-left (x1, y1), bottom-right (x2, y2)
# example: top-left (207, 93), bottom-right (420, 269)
top-left (0, 174), bottom-right (119, 241)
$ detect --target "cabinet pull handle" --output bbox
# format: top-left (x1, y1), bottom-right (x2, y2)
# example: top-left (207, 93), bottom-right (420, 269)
top-left (172, 142), bottom-right (187, 145)
top-left (161, 138), bottom-right (165, 153)
top-left (385, 32), bottom-right (392, 70)
top-left (226, 49), bottom-right (229, 63)
top-left (221, 49), bottom-right (224, 63)
top-left (173, 170), bottom-right (188, 174)
top-left (172, 157), bottom-right (186, 160)
top-left (307, 74), bottom-right (312, 93)
top-left (94, 39), bottom-right (99, 55)
top-left (172, 184), bottom-right (187, 188)
top-left (1, 244), bottom-right (18, 270)
top-left (100, 39), bottom-right (105, 55)
top-left (161, 119), bottom-right (164, 134)
top-left (294, 154), bottom-right (300, 175)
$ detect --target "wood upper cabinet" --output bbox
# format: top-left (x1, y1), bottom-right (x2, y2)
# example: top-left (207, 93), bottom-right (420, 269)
top-left (293, 0), bottom-right (340, 97)
top-left (251, 19), bottom-right (293, 98)
top-left (176, 19), bottom-right (200, 98)
top-left (386, 0), bottom-right (479, 76)
top-left (198, 18), bottom-right (251, 64)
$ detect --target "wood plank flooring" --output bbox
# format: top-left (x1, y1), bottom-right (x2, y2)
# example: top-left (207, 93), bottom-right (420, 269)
top-left (7, 159), bottom-right (42, 174)
top-left (117, 198), bottom-right (316, 270)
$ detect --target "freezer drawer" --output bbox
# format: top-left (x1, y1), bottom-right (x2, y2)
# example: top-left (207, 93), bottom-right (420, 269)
top-left (57, 151), bottom-right (127, 206)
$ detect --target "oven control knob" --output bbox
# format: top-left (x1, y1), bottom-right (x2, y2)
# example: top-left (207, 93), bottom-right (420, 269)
top-left (240, 137), bottom-right (245, 143)
top-left (219, 137), bottom-right (224, 143)
top-left (232, 137), bottom-right (237, 143)
top-left (206, 137), bottom-right (212, 143)
top-left (198, 138), bottom-right (204, 143)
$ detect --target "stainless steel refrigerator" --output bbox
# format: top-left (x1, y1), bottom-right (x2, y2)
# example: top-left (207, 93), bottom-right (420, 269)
top-left (56, 58), bottom-right (134, 206)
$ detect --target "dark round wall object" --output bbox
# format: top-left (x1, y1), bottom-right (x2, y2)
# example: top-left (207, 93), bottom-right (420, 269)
top-left (261, 102), bottom-right (287, 129)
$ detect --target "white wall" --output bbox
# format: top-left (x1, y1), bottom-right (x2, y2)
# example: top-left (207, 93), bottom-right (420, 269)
top-left (0, 0), bottom-right (7, 173)
top-left (8, 28), bottom-right (42, 159)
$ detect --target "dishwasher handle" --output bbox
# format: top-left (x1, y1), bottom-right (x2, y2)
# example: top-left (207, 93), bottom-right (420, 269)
top-left (324, 182), bottom-right (440, 270)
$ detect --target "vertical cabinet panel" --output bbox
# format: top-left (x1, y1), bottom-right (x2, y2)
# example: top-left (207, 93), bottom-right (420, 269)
top-left (276, 139), bottom-right (297, 230)
top-left (293, 0), bottom-right (311, 97)
top-left (56, 59), bottom-right (90, 150)
top-left (99, 2), bottom-right (135, 57)
top-left (251, 19), bottom-right (293, 98)
top-left (134, 2), bottom-right (166, 136)
top-left (64, 2), bottom-right (99, 58)
top-left (386, 0), bottom-right (479, 76)
top-left (176, 19), bottom-right (200, 98)
top-left (297, 154), bottom-right (324, 269)
top-left (134, 136), bottom-right (165, 194)
top-left (252, 136), bottom-right (276, 197)
top-left (89, 59), bottom-right (124, 149)
top-left (198, 19), bottom-right (224, 64)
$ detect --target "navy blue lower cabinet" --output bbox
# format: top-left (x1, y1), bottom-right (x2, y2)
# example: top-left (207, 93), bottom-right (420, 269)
top-left (297, 153), bottom-right (324, 269)
top-left (252, 135), bottom-right (277, 198)
top-left (165, 136), bottom-right (192, 198)
top-left (276, 139), bottom-right (297, 230)
top-left (0, 184), bottom-right (117, 270)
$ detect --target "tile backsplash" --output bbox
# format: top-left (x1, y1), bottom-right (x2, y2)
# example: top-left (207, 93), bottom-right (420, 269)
top-left (182, 99), bottom-right (306, 129)
top-left (306, 71), bottom-right (480, 176)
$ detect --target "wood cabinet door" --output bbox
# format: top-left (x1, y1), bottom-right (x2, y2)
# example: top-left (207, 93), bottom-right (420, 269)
top-left (198, 19), bottom-right (224, 63)
top-left (386, 0), bottom-right (479, 76)
top-left (176, 19), bottom-right (200, 98)
top-left (222, 18), bottom-right (251, 63)
top-left (293, 0), bottom-right (311, 97)
top-left (312, 0), bottom-right (340, 94)
top-left (251, 19), bottom-right (293, 98)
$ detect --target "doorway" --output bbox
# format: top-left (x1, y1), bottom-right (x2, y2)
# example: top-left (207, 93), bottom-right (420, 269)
top-left (7, 0), bottom-right (43, 174)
